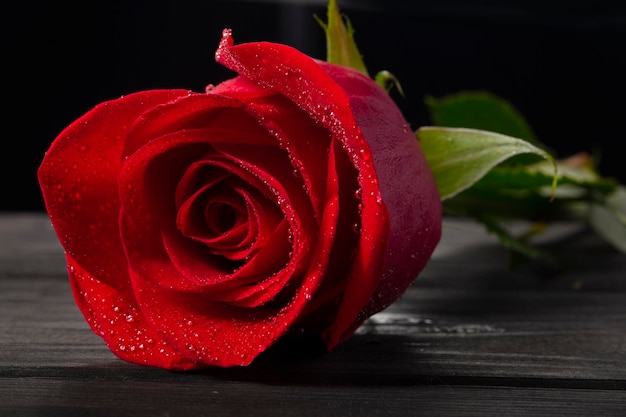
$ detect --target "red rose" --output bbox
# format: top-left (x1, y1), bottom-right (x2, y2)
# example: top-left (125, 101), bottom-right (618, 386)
top-left (38, 29), bottom-right (441, 369)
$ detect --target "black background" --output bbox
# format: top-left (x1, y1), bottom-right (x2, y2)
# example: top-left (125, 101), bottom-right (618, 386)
top-left (5, 0), bottom-right (625, 211)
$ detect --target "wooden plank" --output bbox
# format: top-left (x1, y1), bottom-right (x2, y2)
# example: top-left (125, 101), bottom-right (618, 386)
top-left (0, 212), bottom-right (66, 278)
top-left (1, 213), bottom-right (625, 415)
top-left (4, 275), bottom-right (626, 380)
top-left (1, 378), bottom-right (625, 417)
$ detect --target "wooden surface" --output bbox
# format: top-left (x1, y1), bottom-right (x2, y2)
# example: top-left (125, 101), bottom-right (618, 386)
top-left (1, 212), bottom-right (625, 416)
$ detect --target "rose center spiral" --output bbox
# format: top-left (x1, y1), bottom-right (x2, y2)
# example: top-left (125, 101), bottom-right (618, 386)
top-left (206, 202), bottom-right (238, 234)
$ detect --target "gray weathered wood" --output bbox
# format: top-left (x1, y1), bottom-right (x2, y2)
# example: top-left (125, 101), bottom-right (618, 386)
top-left (1, 213), bottom-right (625, 416)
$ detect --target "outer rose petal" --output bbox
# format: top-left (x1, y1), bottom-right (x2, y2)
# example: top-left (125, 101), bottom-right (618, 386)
top-left (321, 62), bottom-right (442, 342)
top-left (38, 90), bottom-right (190, 287)
top-left (68, 256), bottom-right (197, 369)
top-left (215, 30), bottom-right (441, 347)
top-left (38, 90), bottom-right (200, 369)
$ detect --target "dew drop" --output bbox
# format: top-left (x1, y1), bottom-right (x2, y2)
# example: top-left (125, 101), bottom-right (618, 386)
top-left (358, 148), bottom-right (371, 161)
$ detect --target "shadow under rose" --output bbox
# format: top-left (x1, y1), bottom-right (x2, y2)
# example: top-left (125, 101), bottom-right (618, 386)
top-left (203, 332), bottom-right (447, 386)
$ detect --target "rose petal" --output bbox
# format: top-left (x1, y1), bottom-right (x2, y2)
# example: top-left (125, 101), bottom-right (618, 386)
top-left (124, 145), bottom-right (343, 366)
top-left (216, 31), bottom-right (390, 346)
top-left (177, 176), bottom-right (258, 257)
top-left (206, 219), bottom-right (295, 307)
top-left (127, 246), bottom-right (329, 367)
top-left (238, 96), bottom-right (332, 221)
top-left (119, 99), bottom-right (320, 302)
top-left (321, 62), bottom-right (442, 342)
top-left (38, 90), bottom-right (204, 369)
top-left (123, 94), bottom-right (274, 157)
top-left (38, 90), bottom-right (191, 288)
top-left (68, 256), bottom-right (198, 369)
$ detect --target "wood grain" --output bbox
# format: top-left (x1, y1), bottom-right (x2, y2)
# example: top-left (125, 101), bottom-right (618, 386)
top-left (1, 213), bottom-right (625, 416)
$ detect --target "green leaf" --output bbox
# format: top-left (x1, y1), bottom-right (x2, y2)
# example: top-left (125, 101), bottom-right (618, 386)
top-left (425, 91), bottom-right (540, 146)
top-left (421, 89), bottom-right (626, 262)
top-left (315, 0), bottom-right (369, 76)
top-left (465, 158), bottom-right (618, 198)
top-left (417, 126), bottom-right (557, 201)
